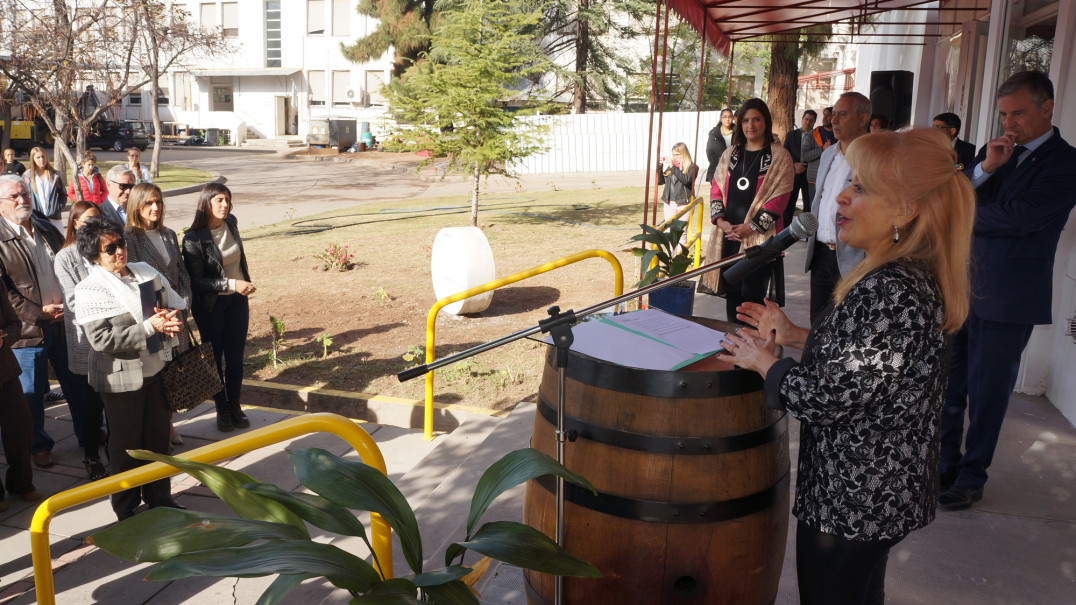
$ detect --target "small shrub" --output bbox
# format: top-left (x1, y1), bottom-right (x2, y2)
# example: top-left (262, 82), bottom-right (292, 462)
top-left (314, 333), bottom-right (333, 359)
top-left (314, 243), bottom-right (356, 271)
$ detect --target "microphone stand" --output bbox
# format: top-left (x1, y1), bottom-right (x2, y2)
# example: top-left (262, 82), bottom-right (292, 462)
top-left (397, 250), bottom-right (750, 605)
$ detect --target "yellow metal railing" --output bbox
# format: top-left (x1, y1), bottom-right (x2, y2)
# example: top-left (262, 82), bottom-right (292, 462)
top-left (31, 413), bottom-right (392, 605)
top-left (423, 249), bottom-right (624, 440)
top-left (654, 196), bottom-right (706, 269)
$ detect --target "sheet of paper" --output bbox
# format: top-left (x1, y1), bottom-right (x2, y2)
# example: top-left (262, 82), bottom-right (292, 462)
top-left (606, 309), bottom-right (727, 355)
top-left (564, 318), bottom-right (700, 371)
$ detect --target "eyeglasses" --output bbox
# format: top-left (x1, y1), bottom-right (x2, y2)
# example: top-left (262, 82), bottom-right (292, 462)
top-left (112, 182), bottom-right (135, 191)
top-left (933, 124), bottom-right (954, 130)
top-left (1, 192), bottom-right (30, 203)
top-left (99, 239), bottom-right (127, 255)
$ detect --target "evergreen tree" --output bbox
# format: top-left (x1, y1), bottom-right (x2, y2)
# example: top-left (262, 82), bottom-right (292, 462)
top-left (343, 0), bottom-right (435, 77)
top-left (385, 0), bottom-right (553, 226)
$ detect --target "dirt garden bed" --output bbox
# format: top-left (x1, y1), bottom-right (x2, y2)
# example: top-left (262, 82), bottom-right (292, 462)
top-left (241, 187), bottom-right (654, 412)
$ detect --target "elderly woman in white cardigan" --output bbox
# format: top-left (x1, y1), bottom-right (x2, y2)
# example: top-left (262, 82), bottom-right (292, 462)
top-left (73, 216), bottom-right (186, 520)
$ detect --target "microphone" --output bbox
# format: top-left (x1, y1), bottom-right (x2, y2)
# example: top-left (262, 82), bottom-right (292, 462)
top-left (723, 212), bottom-right (818, 283)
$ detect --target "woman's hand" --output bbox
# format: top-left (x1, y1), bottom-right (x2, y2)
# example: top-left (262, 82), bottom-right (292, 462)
top-left (716, 218), bottom-right (738, 241)
top-left (236, 280), bottom-right (257, 296)
top-left (726, 223), bottom-right (754, 240)
top-left (716, 329), bottom-right (779, 376)
top-left (150, 308), bottom-right (183, 336)
top-left (735, 299), bottom-right (808, 349)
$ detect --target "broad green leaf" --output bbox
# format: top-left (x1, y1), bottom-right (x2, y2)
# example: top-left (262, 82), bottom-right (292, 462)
top-left (290, 448), bottom-right (423, 574)
top-left (421, 579), bottom-right (481, 605)
top-left (350, 578), bottom-right (421, 604)
top-left (256, 573), bottom-right (315, 605)
top-left (454, 521), bottom-right (601, 578)
top-left (629, 232), bottom-right (666, 247)
top-left (443, 543), bottom-right (465, 567)
top-left (467, 449), bottom-right (594, 536)
top-left (91, 507), bottom-right (306, 562)
top-left (128, 450), bottom-right (307, 534)
top-left (407, 565), bottom-right (471, 587)
top-left (146, 539), bottom-right (381, 593)
top-left (244, 484), bottom-right (370, 539)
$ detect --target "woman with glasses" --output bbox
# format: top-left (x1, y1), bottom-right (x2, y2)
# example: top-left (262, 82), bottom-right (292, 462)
top-left (52, 202), bottom-right (110, 481)
top-left (125, 183), bottom-right (191, 446)
top-left (182, 183), bottom-right (256, 433)
top-left (23, 147), bottom-right (67, 234)
top-left (126, 148), bottom-right (152, 184)
top-left (74, 216), bottom-right (186, 520)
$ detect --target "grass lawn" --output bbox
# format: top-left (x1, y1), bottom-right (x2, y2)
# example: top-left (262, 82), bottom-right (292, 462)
top-left (91, 162), bottom-right (213, 191)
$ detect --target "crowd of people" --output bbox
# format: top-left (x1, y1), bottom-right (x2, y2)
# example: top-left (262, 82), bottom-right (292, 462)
top-left (0, 144), bottom-right (254, 518)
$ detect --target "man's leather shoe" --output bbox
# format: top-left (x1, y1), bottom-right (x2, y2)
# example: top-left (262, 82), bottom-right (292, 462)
top-left (938, 486), bottom-right (984, 511)
top-left (939, 470), bottom-right (958, 489)
top-left (32, 451), bottom-right (55, 468)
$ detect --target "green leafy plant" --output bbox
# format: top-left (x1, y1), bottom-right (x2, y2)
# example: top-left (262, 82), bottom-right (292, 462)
top-left (630, 219), bottom-right (692, 287)
top-left (373, 287), bottom-right (391, 302)
top-left (315, 243), bottom-right (356, 272)
top-left (401, 345), bottom-right (424, 365)
top-left (269, 315), bottom-right (286, 368)
top-left (315, 333), bottom-right (333, 359)
top-left (90, 448), bottom-right (600, 604)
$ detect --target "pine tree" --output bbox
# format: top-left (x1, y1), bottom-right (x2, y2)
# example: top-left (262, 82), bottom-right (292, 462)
top-left (343, 0), bottom-right (436, 77)
top-left (385, 0), bottom-right (553, 226)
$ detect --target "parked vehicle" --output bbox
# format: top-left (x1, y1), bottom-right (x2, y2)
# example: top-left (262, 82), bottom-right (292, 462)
top-left (1, 119), bottom-right (54, 152)
top-left (86, 120), bottom-right (149, 151)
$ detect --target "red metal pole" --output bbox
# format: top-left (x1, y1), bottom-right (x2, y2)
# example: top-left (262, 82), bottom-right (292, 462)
top-left (642, 0), bottom-right (663, 228)
top-left (726, 40), bottom-right (736, 111)
top-left (693, 23), bottom-right (707, 181)
top-left (652, 1), bottom-right (672, 227)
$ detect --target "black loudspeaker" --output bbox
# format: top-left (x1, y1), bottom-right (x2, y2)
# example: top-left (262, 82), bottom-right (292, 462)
top-left (868, 70), bottom-right (914, 129)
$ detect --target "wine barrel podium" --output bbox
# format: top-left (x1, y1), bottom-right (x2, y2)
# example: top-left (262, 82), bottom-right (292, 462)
top-left (523, 319), bottom-right (789, 605)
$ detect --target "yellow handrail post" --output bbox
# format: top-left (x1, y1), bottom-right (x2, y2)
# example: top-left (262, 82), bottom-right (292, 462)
top-left (31, 413), bottom-right (393, 605)
top-left (422, 250), bottom-right (623, 440)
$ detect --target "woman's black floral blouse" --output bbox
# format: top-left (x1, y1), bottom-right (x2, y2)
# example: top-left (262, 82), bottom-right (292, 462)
top-left (764, 260), bottom-right (946, 541)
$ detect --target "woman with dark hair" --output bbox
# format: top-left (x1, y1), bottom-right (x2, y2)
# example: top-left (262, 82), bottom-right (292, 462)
top-left (704, 108), bottom-right (735, 183)
top-left (53, 202), bottom-right (109, 480)
top-left (719, 128), bottom-right (975, 604)
top-left (74, 216), bottom-right (186, 520)
top-left (23, 147), bottom-right (67, 233)
top-left (182, 183), bottom-right (256, 433)
top-left (701, 97), bottom-right (794, 322)
top-left (125, 183), bottom-right (191, 446)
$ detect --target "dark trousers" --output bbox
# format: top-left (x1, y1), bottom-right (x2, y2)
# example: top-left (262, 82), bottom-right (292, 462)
top-left (12, 323), bottom-right (96, 454)
top-left (193, 294), bottom-right (249, 407)
top-left (941, 313), bottom-right (1034, 490)
top-left (785, 172), bottom-right (809, 227)
top-left (62, 372), bottom-right (106, 460)
top-left (808, 243), bottom-right (841, 326)
top-left (0, 378), bottom-right (36, 495)
top-left (796, 520), bottom-right (903, 605)
top-left (101, 372), bottom-right (172, 519)
top-left (718, 239), bottom-right (771, 325)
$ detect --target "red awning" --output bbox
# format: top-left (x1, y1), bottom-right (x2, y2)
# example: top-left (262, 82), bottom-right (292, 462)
top-left (666, 0), bottom-right (987, 54)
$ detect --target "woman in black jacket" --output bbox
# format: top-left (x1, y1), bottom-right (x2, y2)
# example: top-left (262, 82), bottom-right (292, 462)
top-left (182, 183), bottom-right (256, 432)
top-left (704, 108), bottom-right (734, 183)
top-left (717, 129), bottom-right (974, 605)
top-left (656, 142), bottom-right (698, 248)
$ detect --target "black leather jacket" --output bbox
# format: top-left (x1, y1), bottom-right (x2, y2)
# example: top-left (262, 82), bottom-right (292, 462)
top-left (0, 214), bottom-right (63, 347)
top-left (181, 214), bottom-right (251, 314)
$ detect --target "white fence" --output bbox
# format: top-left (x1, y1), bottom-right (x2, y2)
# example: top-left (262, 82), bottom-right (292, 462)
top-left (511, 110), bottom-right (725, 175)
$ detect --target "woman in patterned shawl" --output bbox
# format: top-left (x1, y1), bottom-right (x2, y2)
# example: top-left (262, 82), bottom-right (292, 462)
top-left (701, 97), bottom-right (794, 323)
top-left (717, 128), bottom-right (974, 604)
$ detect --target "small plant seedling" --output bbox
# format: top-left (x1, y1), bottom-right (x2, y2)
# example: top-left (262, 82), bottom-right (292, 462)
top-left (315, 333), bottom-right (333, 359)
top-left (401, 345), bottom-right (423, 365)
top-left (314, 243), bottom-right (356, 271)
top-left (269, 314), bottom-right (286, 368)
top-left (373, 287), bottom-right (391, 301)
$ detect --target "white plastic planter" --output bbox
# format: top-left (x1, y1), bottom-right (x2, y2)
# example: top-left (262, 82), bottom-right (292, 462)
top-left (430, 226), bottom-right (496, 315)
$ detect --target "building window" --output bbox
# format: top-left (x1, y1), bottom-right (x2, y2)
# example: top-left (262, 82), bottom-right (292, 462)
top-left (265, 1), bottom-right (281, 68)
top-left (365, 70), bottom-right (386, 105)
top-left (157, 89), bottom-right (170, 105)
top-left (307, 0), bottom-right (325, 35)
top-left (332, 0), bottom-right (350, 37)
top-left (127, 92), bottom-right (142, 106)
top-left (309, 70), bottom-right (326, 106)
top-left (175, 72), bottom-right (191, 110)
top-left (200, 3), bottom-right (216, 30)
top-left (332, 71), bottom-right (350, 106)
top-left (222, 2), bottom-right (239, 38)
top-left (212, 84), bottom-right (234, 112)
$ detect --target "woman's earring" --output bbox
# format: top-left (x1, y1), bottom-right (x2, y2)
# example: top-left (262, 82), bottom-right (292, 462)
top-left (892, 224), bottom-right (901, 243)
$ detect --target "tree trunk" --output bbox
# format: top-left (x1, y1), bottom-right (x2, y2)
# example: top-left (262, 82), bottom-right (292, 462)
top-left (145, 5), bottom-right (163, 178)
top-left (576, 0), bottom-right (593, 113)
top-left (766, 39), bottom-right (798, 142)
top-left (470, 163), bottom-right (480, 226)
top-left (1, 102), bottom-right (11, 152)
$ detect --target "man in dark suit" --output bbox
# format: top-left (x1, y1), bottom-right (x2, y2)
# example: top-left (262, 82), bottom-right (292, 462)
top-left (782, 109), bottom-right (816, 228)
top-left (939, 71), bottom-right (1076, 510)
top-left (932, 112), bottom-right (976, 170)
top-left (100, 165), bottom-right (135, 228)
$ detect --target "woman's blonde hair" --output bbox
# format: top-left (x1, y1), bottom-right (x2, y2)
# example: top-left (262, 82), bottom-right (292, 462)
top-left (671, 142), bottom-right (693, 168)
top-left (125, 182), bottom-right (165, 232)
top-left (834, 128), bottom-right (974, 332)
top-left (27, 146), bottom-right (55, 180)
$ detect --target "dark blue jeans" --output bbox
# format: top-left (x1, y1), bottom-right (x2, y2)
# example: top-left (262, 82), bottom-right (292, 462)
top-left (12, 323), bottom-right (96, 454)
top-left (941, 313), bottom-right (1034, 489)
top-left (193, 294), bottom-right (249, 407)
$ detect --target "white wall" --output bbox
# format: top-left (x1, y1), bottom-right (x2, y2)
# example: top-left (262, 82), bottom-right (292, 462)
top-left (510, 111), bottom-right (724, 179)
top-left (852, 10), bottom-right (927, 125)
